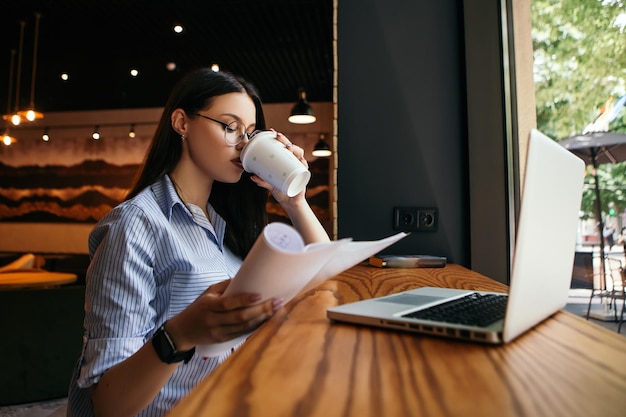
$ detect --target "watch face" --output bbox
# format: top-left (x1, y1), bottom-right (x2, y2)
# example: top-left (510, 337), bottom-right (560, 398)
top-left (152, 325), bottom-right (195, 364)
top-left (153, 326), bottom-right (176, 363)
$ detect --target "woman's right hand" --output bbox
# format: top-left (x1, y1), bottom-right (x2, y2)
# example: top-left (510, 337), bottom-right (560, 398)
top-left (165, 279), bottom-right (284, 352)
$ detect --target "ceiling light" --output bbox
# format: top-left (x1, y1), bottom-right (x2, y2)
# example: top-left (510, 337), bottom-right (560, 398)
top-left (92, 126), bottom-right (100, 140)
top-left (173, 24), bottom-right (184, 34)
top-left (42, 128), bottom-right (49, 141)
top-left (9, 113), bottom-right (21, 126)
top-left (312, 133), bottom-right (332, 157)
top-left (16, 13), bottom-right (45, 123)
top-left (19, 109), bottom-right (44, 122)
top-left (129, 124), bottom-right (136, 138)
top-left (2, 23), bottom-right (24, 125)
top-left (130, 68), bottom-right (139, 77)
top-left (1, 49), bottom-right (24, 127)
top-left (2, 132), bottom-right (17, 146)
top-left (60, 73), bottom-right (69, 81)
top-left (288, 88), bottom-right (316, 124)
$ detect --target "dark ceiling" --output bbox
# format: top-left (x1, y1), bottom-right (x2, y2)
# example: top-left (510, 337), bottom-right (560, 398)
top-left (0, 0), bottom-right (333, 114)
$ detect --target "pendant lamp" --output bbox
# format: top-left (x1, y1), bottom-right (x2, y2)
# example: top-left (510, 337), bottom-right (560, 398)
top-left (288, 88), bottom-right (316, 124)
top-left (2, 49), bottom-right (18, 144)
top-left (17, 12), bottom-right (44, 122)
top-left (2, 22), bottom-right (25, 126)
top-left (2, 132), bottom-right (17, 146)
top-left (312, 133), bottom-right (332, 157)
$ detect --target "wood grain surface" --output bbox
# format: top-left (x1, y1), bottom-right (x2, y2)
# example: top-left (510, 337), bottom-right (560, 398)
top-left (0, 270), bottom-right (77, 289)
top-left (167, 264), bottom-right (626, 417)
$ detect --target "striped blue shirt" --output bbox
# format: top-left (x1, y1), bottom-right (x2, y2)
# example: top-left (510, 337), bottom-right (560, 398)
top-left (67, 175), bottom-right (244, 417)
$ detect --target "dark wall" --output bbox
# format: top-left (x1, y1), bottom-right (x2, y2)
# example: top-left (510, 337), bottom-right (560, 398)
top-left (337, 0), bottom-right (469, 266)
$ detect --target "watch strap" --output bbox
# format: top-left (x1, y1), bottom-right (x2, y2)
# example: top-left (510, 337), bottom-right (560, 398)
top-left (152, 323), bottom-right (195, 364)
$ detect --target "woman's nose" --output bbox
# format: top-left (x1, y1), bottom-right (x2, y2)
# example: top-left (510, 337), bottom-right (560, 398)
top-left (236, 134), bottom-right (250, 150)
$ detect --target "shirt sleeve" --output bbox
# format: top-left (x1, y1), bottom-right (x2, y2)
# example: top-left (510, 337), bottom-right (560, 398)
top-left (77, 203), bottom-right (158, 388)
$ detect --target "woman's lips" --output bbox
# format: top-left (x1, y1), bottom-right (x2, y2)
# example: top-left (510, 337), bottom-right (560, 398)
top-left (232, 158), bottom-right (243, 169)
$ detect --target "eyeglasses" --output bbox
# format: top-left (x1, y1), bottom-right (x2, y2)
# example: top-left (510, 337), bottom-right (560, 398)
top-left (195, 113), bottom-right (254, 146)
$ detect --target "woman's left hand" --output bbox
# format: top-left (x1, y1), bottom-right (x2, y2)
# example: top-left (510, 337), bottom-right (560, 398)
top-left (250, 130), bottom-right (330, 244)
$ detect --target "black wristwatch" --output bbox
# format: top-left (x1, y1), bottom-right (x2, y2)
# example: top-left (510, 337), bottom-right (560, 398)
top-left (152, 322), bottom-right (195, 364)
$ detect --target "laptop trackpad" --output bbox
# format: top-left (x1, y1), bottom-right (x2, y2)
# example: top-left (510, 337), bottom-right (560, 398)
top-left (375, 293), bottom-right (444, 306)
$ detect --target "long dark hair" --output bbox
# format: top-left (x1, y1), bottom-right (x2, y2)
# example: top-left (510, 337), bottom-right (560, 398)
top-left (126, 68), bottom-right (268, 258)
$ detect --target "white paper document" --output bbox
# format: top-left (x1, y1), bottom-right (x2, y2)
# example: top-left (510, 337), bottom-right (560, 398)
top-left (196, 222), bottom-right (408, 357)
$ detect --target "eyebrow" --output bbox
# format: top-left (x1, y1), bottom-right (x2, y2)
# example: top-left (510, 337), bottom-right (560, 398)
top-left (220, 113), bottom-right (256, 130)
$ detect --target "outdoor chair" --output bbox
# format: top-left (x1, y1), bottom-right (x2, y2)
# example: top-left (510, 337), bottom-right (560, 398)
top-left (585, 255), bottom-right (625, 333)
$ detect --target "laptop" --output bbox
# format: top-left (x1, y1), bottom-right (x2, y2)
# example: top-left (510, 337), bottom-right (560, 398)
top-left (327, 129), bottom-right (586, 344)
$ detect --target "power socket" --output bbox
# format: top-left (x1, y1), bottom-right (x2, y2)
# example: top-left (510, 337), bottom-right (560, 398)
top-left (393, 207), bottom-right (438, 232)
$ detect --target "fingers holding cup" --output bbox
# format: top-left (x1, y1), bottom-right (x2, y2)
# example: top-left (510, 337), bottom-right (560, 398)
top-left (276, 132), bottom-right (308, 167)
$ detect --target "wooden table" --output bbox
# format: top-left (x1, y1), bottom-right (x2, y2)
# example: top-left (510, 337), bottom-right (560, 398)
top-left (168, 264), bottom-right (626, 417)
top-left (0, 269), bottom-right (77, 289)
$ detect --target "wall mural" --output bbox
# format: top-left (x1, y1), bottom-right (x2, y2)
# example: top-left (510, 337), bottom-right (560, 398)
top-left (0, 135), bottom-right (329, 227)
top-left (0, 136), bottom-right (148, 223)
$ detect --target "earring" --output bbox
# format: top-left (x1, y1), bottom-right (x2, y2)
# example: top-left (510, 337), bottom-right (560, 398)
top-left (181, 135), bottom-right (186, 142)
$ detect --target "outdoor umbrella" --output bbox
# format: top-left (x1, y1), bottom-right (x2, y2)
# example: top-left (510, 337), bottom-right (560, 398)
top-left (559, 131), bottom-right (626, 299)
top-left (561, 131), bottom-right (626, 166)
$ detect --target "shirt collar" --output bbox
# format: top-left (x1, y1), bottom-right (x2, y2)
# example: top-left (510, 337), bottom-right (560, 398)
top-left (152, 175), bottom-right (227, 249)
top-left (154, 175), bottom-right (182, 219)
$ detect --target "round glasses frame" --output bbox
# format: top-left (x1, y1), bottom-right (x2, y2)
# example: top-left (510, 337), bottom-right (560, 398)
top-left (195, 113), bottom-right (255, 146)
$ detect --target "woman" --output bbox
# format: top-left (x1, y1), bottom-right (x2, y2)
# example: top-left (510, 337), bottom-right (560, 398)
top-left (67, 68), bottom-right (330, 417)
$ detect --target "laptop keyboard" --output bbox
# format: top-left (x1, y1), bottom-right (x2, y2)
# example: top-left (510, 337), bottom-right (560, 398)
top-left (401, 292), bottom-right (508, 327)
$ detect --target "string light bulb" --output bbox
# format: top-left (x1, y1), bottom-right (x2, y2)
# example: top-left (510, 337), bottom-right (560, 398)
top-left (92, 126), bottom-right (100, 140)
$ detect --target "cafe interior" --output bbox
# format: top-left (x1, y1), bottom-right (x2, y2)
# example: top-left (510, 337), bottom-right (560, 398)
top-left (1, 0), bottom-right (624, 416)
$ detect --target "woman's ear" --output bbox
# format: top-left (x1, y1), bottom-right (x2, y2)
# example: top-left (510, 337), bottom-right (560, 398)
top-left (171, 109), bottom-right (187, 136)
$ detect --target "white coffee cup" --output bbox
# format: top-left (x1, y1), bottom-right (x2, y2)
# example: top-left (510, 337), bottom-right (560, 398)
top-left (241, 131), bottom-right (311, 197)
